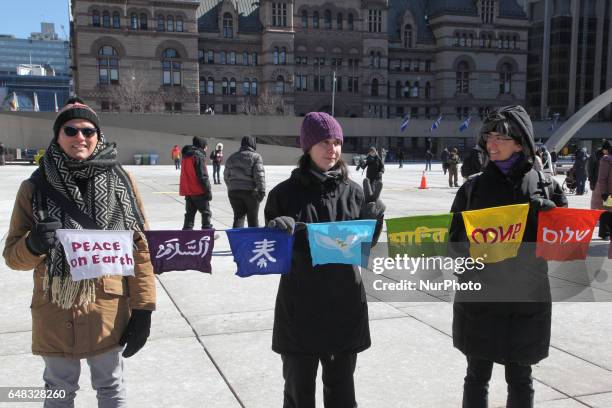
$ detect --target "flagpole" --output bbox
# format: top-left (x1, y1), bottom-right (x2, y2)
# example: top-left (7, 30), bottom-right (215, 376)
top-left (331, 71), bottom-right (336, 117)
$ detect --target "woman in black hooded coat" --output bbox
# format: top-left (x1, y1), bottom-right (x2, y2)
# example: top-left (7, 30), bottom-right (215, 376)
top-left (264, 112), bottom-right (384, 408)
top-left (449, 105), bottom-right (567, 408)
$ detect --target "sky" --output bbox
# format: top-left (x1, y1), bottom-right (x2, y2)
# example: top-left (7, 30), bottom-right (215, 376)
top-left (2, 1), bottom-right (70, 39)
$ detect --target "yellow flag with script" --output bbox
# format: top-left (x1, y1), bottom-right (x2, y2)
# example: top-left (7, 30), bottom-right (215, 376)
top-left (461, 203), bottom-right (529, 263)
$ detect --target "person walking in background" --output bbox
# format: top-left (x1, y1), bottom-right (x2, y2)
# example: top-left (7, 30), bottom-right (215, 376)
top-left (441, 147), bottom-right (450, 175)
top-left (447, 147), bottom-right (460, 187)
top-left (210, 142), bottom-right (224, 184)
top-left (397, 149), bottom-right (404, 168)
top-left (588, 139), bottom-right (609, 193)
top-left (425, 150), bottom-right (433, 171)
top-left (591, 142), bottom-right (612, 240)
top-left (171, 144), bottom-right (181, 170)
top-left (224, 136), bottom-right (265, 228)
top-left (180, 136), bottom-right (213, 230)
top-left (573, 147), bottom-right (589, 195)
top-left (265, 112), bottom-right (385, 408)
top-left (3, 98), bottom-right (156, 406)
top-left (357, 146), bottom-right (385, 202)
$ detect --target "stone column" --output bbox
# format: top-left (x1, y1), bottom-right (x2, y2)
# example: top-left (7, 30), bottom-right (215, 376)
top-left (567, 0), bottom-right (581, 115)
top-left (593, 0), bottom-right (605, 99)
top-left (540, 0), bottom-right (552, 120)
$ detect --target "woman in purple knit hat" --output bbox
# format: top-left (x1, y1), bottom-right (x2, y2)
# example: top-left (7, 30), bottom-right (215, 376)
top-left (264, 112), bottom-right (385, 408)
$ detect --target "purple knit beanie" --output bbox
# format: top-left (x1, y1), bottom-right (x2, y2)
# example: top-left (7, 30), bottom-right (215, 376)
top-left (299, 112), bottom-right (343, 152)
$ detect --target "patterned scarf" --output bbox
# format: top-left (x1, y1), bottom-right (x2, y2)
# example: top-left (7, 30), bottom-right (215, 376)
top-left (32, 133), bottom-right (145, 309)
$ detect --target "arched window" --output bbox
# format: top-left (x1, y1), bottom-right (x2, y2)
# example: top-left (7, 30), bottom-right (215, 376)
top-left (176, 16), bottom-right (183, 32)
top-left (162, 48), bottom-right (181, 86)
top-left (230, 78), bottom-right (236, 95)
top-left (222, 77), bottom-right (229, 95)
top-left (243, 51), bottom-right (249, 65)
top-left (229, 51), bottom-right (236, 64)
top-left (207, 77), bottom-right (214, 95)
top-left (280, 47), bottom-right (287, 65)
top-left (313, 12), bottom-right (319, 29)
top-left (102, 11), bottom-right (111, 28)
top-left (348, 13), bottom-right (354, 30)
top-left (456, 61), bottom-right (470, 94)
top-left (98, 46), bottom-right (119, 85)
top-left (112, 12), bottom-right (120, 28)
top-left (301, 10), bottom-right (308, 28)
top-left (92, 10), bottom-right (100, 27)
top-left (251, 79), bottom-right (257, 96)
top-left (130, 13), bottom-right (138, 29)
top-left (395, 80), bottom-right (402, 98)
top-left (425, 82), bottom-right (431, 98)
top-left (337, 13), bottom-right (343, 29)
top-left (404, 24), bottom-right (413, 48)
top-left (243, 79), bottom-right (250, 95)
top-left (140, 13), bottom-right (148, 30)
top-left (369, 51), bottom-right (375, 67)
top-left (324, 10), bottom-right (332, 29)
top-left (167, 16), bottom-right (174, 32)
top-left (223, 13), bottom-right (233, 38)
top-left (499, 63), bottom-right (512, 94)
top-left (512, 35), bottom-right (518, 49)
top-left (404, 81), bottom-right (410, 98)
top-left (157, 15), bottom-right (165, 31)
top-left (220, 51), bottom-right (226, 64)
top-left (276, 76), bottom-right (285, 94)
top-left (371, 78), bottom-right (379, 96)
top-left (412, 81), bottom-right (419, 98)
top-left (273, 47), bottom-right (279, 65)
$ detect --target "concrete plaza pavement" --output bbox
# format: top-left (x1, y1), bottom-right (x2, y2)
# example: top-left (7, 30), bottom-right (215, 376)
top-left (1, 163), bottom-right (611, 408)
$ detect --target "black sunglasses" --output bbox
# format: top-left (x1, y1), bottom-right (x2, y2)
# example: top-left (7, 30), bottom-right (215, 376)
top-left (63, 126), bottom-right (97, 138)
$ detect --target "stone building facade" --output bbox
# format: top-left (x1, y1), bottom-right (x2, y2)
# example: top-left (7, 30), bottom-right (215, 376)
top-left (72, 0), bottom-right (529, 121)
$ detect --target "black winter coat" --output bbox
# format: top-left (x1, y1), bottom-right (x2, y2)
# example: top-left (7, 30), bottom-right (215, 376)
top-left (449, 159), bottom-right (565, 365)
top-left (359, 154), bottom-right (384, 181)
top-left (264, 167), bottom-right (372, 355)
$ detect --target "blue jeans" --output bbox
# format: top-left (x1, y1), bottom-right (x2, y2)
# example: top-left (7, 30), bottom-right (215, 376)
top-left (42, 348), bottom-right (126, 408)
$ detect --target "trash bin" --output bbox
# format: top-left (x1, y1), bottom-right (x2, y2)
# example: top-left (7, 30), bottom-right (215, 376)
top-left (149, 153), bottom-right (159, 165)
top-left (142, 154), bottom-right (150, 165)
top-left (134, 154), bottom-right (142, 165)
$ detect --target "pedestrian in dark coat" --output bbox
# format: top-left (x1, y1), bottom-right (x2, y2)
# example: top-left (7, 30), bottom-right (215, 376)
top-left (449, 105), bottom-right (567, 408)
top-left (357, 146), bottom-right (384, 202)
top-left (264, 112), bottom-right (385, 408)
top-left (572, 147), bottom-right (589, 195)
top-left (590, 141), bottom-right (611, 239)
top-left (441, 147), bottom-right (450, 174)
top-left (179, 137), bottom-right (213, 230)
top-left (447, 148), bottom-right (460, 187)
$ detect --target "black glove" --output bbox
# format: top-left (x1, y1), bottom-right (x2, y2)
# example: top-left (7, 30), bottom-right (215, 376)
top-left (26, 217), bottom-right (62, 255)
top-left (267, 216), bottom-right (295, 234)
top-left (602, 193), bottom-right (609, 202)
top-left (531, 198), bottom-right (556, 212)
top-left (361, 199), bottom-right (386, 219)
top-left (119, 309), bottom-right (152, 358)
top-left (253, 189), bottom-right (266, 203)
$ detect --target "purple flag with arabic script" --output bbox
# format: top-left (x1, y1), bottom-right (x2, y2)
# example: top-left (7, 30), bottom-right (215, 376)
top-left (144, 230), bottom-right (215, 274)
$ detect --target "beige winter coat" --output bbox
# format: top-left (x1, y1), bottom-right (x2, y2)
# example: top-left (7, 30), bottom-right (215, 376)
top-left (3, 175), bottom-right (156, 358)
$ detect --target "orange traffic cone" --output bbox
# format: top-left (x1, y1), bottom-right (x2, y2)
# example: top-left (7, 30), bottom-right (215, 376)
top-left (418, 171), bottom-right (428, 189)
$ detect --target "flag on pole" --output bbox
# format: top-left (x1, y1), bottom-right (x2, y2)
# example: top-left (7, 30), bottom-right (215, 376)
top-left (459, 116), bottom-right (472, 132)
top-left (226, 228), bottom-right (294, 277)
top-left (54, 92), bottom-right (59, 112)
top-left (400, 115), bottom-right (410, 132)
top-left (548, 113), bottom-right (560, 132)
top-left (430, 115), bottom-right (442, 132)
top-left (9, 92), bottom-right (19, 111)
top-left (33, 92), bottom-right (40, 112)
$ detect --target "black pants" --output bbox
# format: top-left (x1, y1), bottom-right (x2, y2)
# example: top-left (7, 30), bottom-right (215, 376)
top-left (463, 357), bottom-right (534, 408)
top-left (599, 211), bottom-right (612, 239)
top-left (228, 190), bottom-right (260, 228)
top-left (183, 195), bottom-right (212, 230)
top-left (282, 353), bottom-right (357, 408)
top-left (174, 159), bottom-right (181, 170)
top-left (212, 163), bottom-right (221, 184)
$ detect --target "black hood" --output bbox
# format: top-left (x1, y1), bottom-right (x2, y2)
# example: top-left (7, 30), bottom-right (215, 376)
top-left (477, 105), bottom-right (536, 161)
top-left (182, 145), bottom-right (196, 157)
top-left (240, 136), bottom-right (256, 151)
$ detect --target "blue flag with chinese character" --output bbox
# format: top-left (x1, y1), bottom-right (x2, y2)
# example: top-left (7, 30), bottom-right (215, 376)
top-left (306, 220), bottom-right (376, 267)
top-left (226, 228), bottom-right (294, 277)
